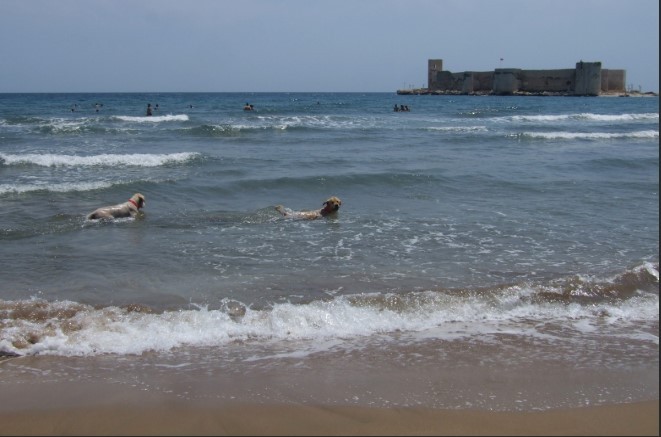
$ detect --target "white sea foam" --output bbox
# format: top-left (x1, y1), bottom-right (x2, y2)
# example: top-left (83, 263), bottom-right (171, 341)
top-left (520, 130), bottom-right (658, 140)
top-left (427, 126), bottom-right (488, 132)
top-left (46, 119), bottom-right (89, 132)
top-left (642, 261), bottom-right (660, 281)
top-left (1, 282), bottom-right (657, 357)
top-left (114, 114), bottom-right (189, 122)
top-left (0, 152), bottom-right (199, 167)
top-left (0, 181), bottom-right (113, 194)
top-left (248, 115), bottom-right (373, 130)
top-left (509, 113), bottom-right (659, 122)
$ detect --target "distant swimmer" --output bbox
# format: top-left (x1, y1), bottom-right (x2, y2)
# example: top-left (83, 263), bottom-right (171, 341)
top-left (243, 103), bottom-right (254, 111)
top-left (146, 103), bottom-right (153, 116)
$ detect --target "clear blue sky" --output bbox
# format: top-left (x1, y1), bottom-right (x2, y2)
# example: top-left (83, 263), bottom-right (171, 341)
top-left (1, 0), bottom-right (658, 93)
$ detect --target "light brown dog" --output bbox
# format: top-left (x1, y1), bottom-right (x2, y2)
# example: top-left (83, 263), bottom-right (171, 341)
top-left (87, 193), bottom-right (146, 220)
top-left (275, 196), bottom-right (342, 220)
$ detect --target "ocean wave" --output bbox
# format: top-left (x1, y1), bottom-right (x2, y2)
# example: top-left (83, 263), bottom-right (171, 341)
top-left (426, 126), bottom-right (488, 132)
top-left (1, 263), bottom-right (656, 358)
top-left (114, 114), bottom-right (189, 122)
top-left (0, 181), bottom-right (114, 195)
top-left (0, 152), bottom-right (201, 168)
top-left (203, 115), bottom-right (376, 133)
top-left (173, 115), bottom-right (386, 137)
top-left (509, 113), bottom-right (659, 122)
top-left (517, 130), bottom-right (658, 140)
top-left (256, 114), bottom-right (373, 129)
top-left (185, 124), bottom-right (239, 136)
top-left (0, 116), bottom-right (119, 135)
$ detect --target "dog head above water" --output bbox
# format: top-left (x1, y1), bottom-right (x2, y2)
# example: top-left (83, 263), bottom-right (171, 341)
top-left (321, 196), bottom-right (341, 215)
top-left (129, 193), bottom-right (146, 209)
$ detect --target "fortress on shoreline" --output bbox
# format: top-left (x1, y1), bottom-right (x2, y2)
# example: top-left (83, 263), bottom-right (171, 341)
top-left (398, 59), bottom-right (627, 96)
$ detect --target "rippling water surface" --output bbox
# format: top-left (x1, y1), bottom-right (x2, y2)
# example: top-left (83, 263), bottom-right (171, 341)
top-left (0, 92), bottom-right (657, 410)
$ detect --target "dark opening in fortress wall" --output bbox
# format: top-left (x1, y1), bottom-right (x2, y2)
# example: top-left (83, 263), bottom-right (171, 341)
top-left (398, 59), bottom-right (656, 97)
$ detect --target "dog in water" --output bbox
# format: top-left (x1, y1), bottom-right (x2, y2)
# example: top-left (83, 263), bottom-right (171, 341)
top-left (275, 196), bottom-right (341, 220)
top-left (87, 193), bottom-right (146, 220)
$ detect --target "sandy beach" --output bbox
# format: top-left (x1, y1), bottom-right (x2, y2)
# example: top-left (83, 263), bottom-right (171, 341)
top-left (0, 361), bottom-right (657, 436)
top-left (0, 400), bottom-right (657, 436)
top-left (1, 326), bottom-right (658, 436)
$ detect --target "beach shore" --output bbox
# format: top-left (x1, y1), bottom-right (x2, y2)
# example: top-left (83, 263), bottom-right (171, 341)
top-left (1, 342), bottom-right (658, 436)
top-left (0, 400), bottom-right (657, 436)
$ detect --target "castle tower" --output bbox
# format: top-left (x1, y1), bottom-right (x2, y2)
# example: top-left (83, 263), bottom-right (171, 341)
top-left (574, 61), bottom-right (602, 96)
top-left (428, 59), bottom-right (443, 90)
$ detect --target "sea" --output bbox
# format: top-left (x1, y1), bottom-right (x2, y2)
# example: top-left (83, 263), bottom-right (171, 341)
top-left (0, 92), bottom-right (658, 412)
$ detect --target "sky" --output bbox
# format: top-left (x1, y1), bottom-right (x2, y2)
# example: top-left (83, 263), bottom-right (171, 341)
top-left (1, 0), bottom-right (658, 93)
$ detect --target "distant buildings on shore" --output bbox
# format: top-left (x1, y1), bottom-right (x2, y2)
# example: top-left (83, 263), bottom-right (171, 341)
top-left (398, 59), bottom-right (655, 96)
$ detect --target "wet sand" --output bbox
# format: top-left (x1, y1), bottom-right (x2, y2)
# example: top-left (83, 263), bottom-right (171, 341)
top-left (2, 334), bottom-right (658, 436)
top-left (0, 367), bottom-right (657, 437)
top-left (0, 401), bottom-right (657, 436)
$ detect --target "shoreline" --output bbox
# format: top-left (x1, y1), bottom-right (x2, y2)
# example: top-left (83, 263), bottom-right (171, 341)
top-left (0, 401), bottom-right (657, 436)
top-left (0, 359), bottom-right (657, 436)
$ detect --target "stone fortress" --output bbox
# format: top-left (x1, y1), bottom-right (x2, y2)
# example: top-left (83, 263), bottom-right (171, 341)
top-left (398, 59), bottom-right (629, 96)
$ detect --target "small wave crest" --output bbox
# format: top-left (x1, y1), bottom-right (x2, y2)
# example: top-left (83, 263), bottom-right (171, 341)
top-left (114, 114), bottom-right (189, 122)
top-left (0, 181), bottom-right (114, 195)
top-left (1, 263), bottom-right (656, 358)
top-left (509, 113), bottom-right (659, 122)
top-left (185, 115), bottom-right (376, 134)
top-left (518, 130), bottom-right (658, 140)
top-left (426, 126), bottom-right (488, 132)
top-left (0, 152), bottom-right (200, 168)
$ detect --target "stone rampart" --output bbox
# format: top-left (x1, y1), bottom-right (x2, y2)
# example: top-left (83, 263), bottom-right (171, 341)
top-left (421, 59), bottom-right (626, 96)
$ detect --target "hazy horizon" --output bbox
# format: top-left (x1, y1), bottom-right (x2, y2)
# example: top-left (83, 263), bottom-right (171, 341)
top-left (1, 0), bottom-right (658, 93)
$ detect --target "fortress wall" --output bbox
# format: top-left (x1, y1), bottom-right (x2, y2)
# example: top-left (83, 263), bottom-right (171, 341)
top-left (601, 70), bottom-right (610, 91)
top-left (430, 71), bottom-right (494, 93)
top-left (425, 59), bottom-right (626, 95)
top-left (575, 62), bottom-right (602, 96)
top-left (432, 71), bottom-right (464, 91)
top-left (459, 71), bottom-right (494, 93)
top-left (490, 68), bottom-right (586, 94)
top-left (602, 69), bottom-right (626, 92)
top-left (461, 72), bottom-right (474, 94)
top-left (472, 71), bottom-right (494, 92)
top-left (519, 69), bottom-right (575, 93)
top-left (493, 69), bottom-right (521, 94)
